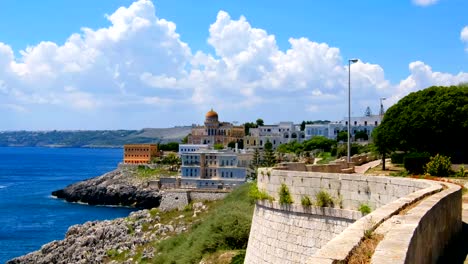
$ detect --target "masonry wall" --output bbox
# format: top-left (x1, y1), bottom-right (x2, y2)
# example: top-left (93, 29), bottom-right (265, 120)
top-left (245, 202), bottom-right (360, 264)
top-left (245, 169), bottom-right (436, 264)
top-left (257, 169), bottom-right (430, 211)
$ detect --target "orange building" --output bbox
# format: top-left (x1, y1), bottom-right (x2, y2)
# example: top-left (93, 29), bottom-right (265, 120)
top-left (123, 144), bottom-right (159, 164)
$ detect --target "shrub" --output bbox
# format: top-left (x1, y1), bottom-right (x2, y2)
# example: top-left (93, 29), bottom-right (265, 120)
top-left (315, 190), bottom-right (334, 207)
top-left (301, 195), bottom-right (312, 207)
top-left (279, 183), bottom-right (294, 205)
top-left (457, 165), bottom-right (466, 177)
top-left (425, 154), bottom-right (452, 177)
top-left (403, 152), bottom-right (430, 175)
top-left (358, 204), bottom-right (372, 215)
top-left (390, 152), bottom-right (406, 164)
top-left (249, 183), bottom-right (274, 202)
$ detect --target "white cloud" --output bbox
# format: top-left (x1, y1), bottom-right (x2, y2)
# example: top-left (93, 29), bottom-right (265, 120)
top-left (0, 0), bottom-right (466, 129)
top-left (461, 26), bottom-right (468, 52)
top-left (412, 0), bottom-right (439, 7)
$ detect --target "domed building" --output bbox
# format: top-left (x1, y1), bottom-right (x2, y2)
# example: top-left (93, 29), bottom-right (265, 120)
top-left (188, 109), bottom-right (245, 146)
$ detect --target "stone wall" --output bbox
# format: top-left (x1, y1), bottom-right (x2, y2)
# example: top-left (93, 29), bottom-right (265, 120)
top-left (189, 191), bottom-right (228, 201)
top-left (372, 182), bottom-right (462, 264)
top-left (158, 189), bottom-right (229, 211)
top-left (246, 169), bottom-right (461, 264)
top-left (257, 168), bottom-right (430, 211)
top-left (245, 201), bottom-right (360, 264)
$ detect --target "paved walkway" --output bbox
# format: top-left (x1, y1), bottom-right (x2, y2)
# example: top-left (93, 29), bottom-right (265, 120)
top-left (353, 159), bottom-right (381, 174)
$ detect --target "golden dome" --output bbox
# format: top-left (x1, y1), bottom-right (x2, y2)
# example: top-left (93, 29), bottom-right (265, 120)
top-left (205, 108), bottom-right (218, 118)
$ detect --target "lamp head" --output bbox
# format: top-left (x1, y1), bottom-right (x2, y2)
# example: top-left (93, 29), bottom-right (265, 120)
top-left (349, 59), bottom-right (358, 63)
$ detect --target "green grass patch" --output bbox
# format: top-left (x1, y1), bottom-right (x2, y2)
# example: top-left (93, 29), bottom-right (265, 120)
top-left (136, 165), bottom-right (177, 179)
top-left (152, 183), bottom-right (255, 264)
top-left (317, 152), bottom-right (336, 164)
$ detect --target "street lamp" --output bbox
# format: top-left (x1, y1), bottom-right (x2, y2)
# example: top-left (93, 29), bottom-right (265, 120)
top-left (348, 58), bottom-right (358, 163)
top-left (379, 97), bottom-right (387, 116)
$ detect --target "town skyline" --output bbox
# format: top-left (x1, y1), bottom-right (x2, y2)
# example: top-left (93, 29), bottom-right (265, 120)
top-left (0, 0), bottom-right (467, 130)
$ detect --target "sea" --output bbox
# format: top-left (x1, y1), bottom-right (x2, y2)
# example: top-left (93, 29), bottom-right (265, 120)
top-left (0, 147), bottom-right (135, 263)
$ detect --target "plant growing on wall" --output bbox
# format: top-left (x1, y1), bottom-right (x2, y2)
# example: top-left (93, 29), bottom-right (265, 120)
top-left (315, 189), bottom-right (334, 207)
top-left (301, 195), bottom-right (312, 207)
top-left (358, 203), bottom-right (372, 215)
top-left (249, 183), bottom-right (274, 202)
top-left (278, 183), bottom-right (293, 205)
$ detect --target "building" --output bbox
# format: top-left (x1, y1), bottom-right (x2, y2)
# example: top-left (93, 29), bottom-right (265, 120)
top-left (123, 144), bottom-right (160, 164)
top-left (180, 149), bottom-right (252, 189)
top-left (305, 115), bottom-right (382, 141)
top-left (178, 144), bottom-right (209, 154)
top-left (244, 122), bottom-right (306, 149)
top-left (188, 109), bottom-right (245, 147)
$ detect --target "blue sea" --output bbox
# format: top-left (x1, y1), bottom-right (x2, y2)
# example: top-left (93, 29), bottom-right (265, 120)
top-left (0, 147), bottom-right (135, 263)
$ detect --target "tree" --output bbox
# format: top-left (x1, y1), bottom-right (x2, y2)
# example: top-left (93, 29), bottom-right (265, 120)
top-left (263, 140), bottom-right (276, 167)
top-left (182, 135), bottom-right (189, 144)
top-left (243, 122), bottom-right (257, 135)
top-left (227, 141), bottom-right (236, 149)
top-left (355, 131), bottom-right (369, 141)
top-left (214, 143), bottom-right (224, 150)
top-left (337, 131), bottom-right (348, 142)
top-left (303, 136), bottom-right (336, 152)
top-left (256, 118), bottom-right (264, 127)
top-left (373, 85), bottom-right (468, 164)
top-left (248, 148), bottom-right (261, 180)
top-left (159, 142), bottom-right (179, 151)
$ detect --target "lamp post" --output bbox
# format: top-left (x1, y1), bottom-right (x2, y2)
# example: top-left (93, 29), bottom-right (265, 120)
top-left (379, 97), bottom-right (386, 116)
top-left (348, 59), bottom-right (358, 163)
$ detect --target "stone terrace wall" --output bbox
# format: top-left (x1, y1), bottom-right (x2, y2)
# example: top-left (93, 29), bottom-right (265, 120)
top-left (245, 201), bottom-right (360, 264)
top-left (245, 169), bottom-right (450, 264)
top-left (257, 168), bottom-right (430, 211)
top-left (372, 182), bottom-right (461, 264)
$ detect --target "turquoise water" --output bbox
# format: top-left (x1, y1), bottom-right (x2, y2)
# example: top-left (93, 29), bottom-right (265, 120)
top-left (0, 147), bottom-right (135, 263)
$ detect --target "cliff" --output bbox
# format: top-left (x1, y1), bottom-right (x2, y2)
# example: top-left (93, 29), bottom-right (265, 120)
top-left (51, 169), bottom-right (162, 209)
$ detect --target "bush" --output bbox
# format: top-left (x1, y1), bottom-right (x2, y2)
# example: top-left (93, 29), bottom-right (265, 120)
top-left (404, 152), bottom-right (430, 175)
top-left (390, 152), bottom-right (406, 164)
top-left (315, 190), bottom-right (334, 207)
top-left (154, 183), bottom-right (254, 264)
top-left (425, 154), bottom-right (452, 177)
top-left (457, 165), bottom-right (466, 177)
top-left (249, 183), bottom-right (274, 202)
top-left (301, 195), bottom-right (312, 207)
top-left (278, 183), bottom-right (294, 205)
top-left (358, 204), bottom-right (372, 215)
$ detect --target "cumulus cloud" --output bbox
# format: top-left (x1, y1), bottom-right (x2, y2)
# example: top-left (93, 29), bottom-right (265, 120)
top-left (412, 0), bottom-right (439, 7)
top-left (0, 0), bottom-right (467, 129)
top-left (461, 26), bottom-right (468, 52)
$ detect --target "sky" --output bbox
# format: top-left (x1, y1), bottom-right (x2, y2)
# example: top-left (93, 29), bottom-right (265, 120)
top-left (0, 0), bottom-right (467, 130)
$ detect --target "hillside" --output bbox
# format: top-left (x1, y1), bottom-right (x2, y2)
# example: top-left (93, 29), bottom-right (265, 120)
top-left (0, 127), bottom-right (192, 148)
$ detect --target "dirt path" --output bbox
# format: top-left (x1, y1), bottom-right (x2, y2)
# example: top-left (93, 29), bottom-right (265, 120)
top-left (354, 159), bottom-right (381, 174)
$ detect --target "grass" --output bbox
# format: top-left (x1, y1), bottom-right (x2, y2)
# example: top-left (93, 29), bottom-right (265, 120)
top-left (278, 183), bottom-right (293, 205)
top-left (348, 233), bottom-right (384, 264)
top-left (358, 204), bottom-right (372, 215)
top-left (136, 165), bottom-right (178, 179)
top-left (152, 183), bottom-right (255, 264)
top-left (315, 189), bottom-right (334, 207)
top-left (316, 152), bottom-right (336, 164)
top-left (249, 183), bottom-right (274, 202)
top-left (301, 195), bottom-right (312, 207)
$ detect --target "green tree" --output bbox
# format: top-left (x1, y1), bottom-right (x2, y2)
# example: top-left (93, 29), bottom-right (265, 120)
top-left (243, 122), bottom-right (257, 135)
top-left (182, 135), bottom-right (189, 144)
top-left (355, 131), bottom-right (369, 141)
top-left (303, 136), bottom-right (336, 152)
top-left (374, 85), bottom-right (468, 163)
top-left (248, 148), bottom-right (261, 180)
top-left (256, 118), bottom-right (264, 127)
top-left (263, 140), bottom-right (276, 167)
top-left (214, 143), bottom-right (224, 150)
top-left (337, 131), bottom-right (348, 142)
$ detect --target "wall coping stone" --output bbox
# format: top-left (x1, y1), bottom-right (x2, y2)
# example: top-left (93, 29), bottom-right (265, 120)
top-left (308, 179), bottom-right (442, 263)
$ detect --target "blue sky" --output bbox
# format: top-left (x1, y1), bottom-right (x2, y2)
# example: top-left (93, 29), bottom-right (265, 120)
top-left (0, 0), bottom-right (467, 130)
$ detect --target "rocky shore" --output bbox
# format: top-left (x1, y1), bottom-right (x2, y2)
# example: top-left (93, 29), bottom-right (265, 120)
top-left (7, 203), bottom-right (209, 264)
top-left (51, 168), bottom-right (162, 209)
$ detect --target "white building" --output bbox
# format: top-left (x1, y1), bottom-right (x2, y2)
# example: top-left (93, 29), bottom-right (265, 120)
top-left (180, 149), bottom-right (252, 189)
top-left (305, 115), bottom-right (383, 141)
top-left (178, 144), bottom-right (209, 154)
top-left (244, 122), bottom-right (306, 149)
